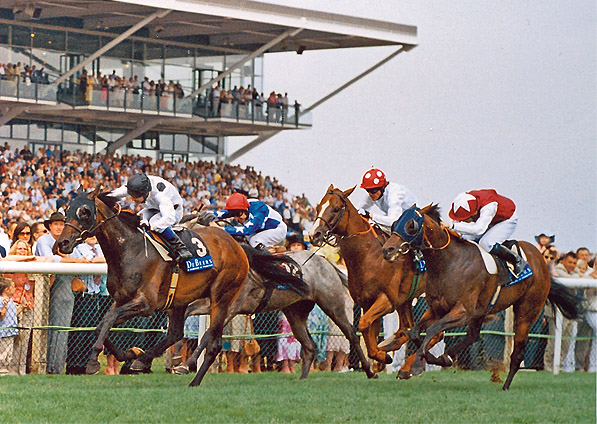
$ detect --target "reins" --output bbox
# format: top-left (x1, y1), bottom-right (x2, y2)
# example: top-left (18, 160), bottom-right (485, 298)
top-left (65, 199), bottom-right (122, 244)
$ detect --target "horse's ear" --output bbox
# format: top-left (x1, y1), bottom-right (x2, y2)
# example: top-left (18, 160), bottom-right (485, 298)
top-left (88, 185), bottom-right (101, 199)
top-left (326, 184), bottom-right (334, 192)
top-left (419, 203), bottom-right (433, 214)
top-left (343, 185), bottom-right (356, 197)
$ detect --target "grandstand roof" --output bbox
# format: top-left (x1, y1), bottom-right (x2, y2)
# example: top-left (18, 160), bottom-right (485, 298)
top-left (0, 0), bottom-right (418, 54)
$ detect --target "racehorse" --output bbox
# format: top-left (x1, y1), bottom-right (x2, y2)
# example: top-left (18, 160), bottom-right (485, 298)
top-left (309, 185), bottom-right (429, 369)
top-left (178, 249), bottom-right (376, 379)
top-left (56, 187), bottom-right (305, 387)
top-left (381, 204), bottom-right (581, 390)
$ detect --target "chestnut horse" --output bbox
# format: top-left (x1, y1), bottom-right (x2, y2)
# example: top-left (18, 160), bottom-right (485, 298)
top-left (382, 204), bottom-right (581, 390)
top-left (56, 188), bottom-right (305, 387)
top-left (310, 185), bottom-right (428, 369)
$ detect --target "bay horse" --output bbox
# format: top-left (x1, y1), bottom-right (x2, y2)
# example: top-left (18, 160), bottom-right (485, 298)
top-left (381, 204), bottom-right (581, 390)
top-left (56, 187), bottom-right (306, 387)
top-left (178, 249), bottom-right (376, 379)
top-left (309, 185), bottom-right (429, 369)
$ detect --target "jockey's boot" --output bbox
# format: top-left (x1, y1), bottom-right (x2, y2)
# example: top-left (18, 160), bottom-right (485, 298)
top-left (490, 244), bottom-right (527, 277)
top-left (161, 228), bottom-right (193, 264)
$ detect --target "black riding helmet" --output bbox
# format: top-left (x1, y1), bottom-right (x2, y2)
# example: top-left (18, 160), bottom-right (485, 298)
top-left (127, 173), bottom-right (151, 198)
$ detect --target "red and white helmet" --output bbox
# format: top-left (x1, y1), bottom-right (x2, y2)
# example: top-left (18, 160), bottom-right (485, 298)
top-left (448, 192), bottom-right (479, 221)
top-left (360, 168), bottom-right (388, 189)
top-left (225, 192), bottom-right (250, 211)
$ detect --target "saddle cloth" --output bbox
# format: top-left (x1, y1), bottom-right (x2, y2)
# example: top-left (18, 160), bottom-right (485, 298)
top-left (470, 240), bottom-right (532, 286)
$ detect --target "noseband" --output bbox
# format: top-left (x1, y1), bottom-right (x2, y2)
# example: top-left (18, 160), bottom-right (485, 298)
top-left (314, 191), bottom-right (348, 246)
top-left (390, 208), bottom-right (451, 255)
top-left (65, 200), bottom-right (122, 244)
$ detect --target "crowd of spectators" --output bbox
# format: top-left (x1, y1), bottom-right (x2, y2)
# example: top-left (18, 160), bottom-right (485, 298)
top-left (0, 143), bottom-right (315, 254)
top-left (0, 62), bottom-right (49, 84)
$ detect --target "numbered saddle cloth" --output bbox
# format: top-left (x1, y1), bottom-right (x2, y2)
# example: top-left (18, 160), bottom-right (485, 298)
top-left (176, 228), bottom-right (214, 272)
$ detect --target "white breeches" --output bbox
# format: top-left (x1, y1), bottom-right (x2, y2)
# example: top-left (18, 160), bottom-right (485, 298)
top-left (463, 212), bottom-right (518, 252)
top-left (247, 222), bottom-right (287, 248)
top-left (142, 207), bottom-right (182, 232)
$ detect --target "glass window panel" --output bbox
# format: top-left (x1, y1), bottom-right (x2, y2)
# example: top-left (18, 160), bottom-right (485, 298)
top-left (106, 39), bottom-right (132, 61)
top-left (11, 120), bottom-right (28, 139)
top-left (63, 123), bottom-right (79, 143)
top-left (98, 56), bottom-right (127, 81)
top-left (67, 32), bottom-right (100, 56)
top-left (144, 43), bottom-right (164, 62)
top-left (0, 124), bottom-right (10, 138)
top-left (11, 25), bottom-right (32, 48)
top-left (79, 125), bottom-right (95, 144)
top-left (46, 122), bottom-right (62, 141)
top-left (164, 64), bottom-right (192, 94)
top-left (31, 28), bottom-right (65, 52)
top-left (0, 23), bottom-right (9, 45)
top-left (174, 134), bottom-right (188, 151)
top-left (188, 135), bottom-right (203, 153)
top-left (159, 133), bottom-right (173, 150)
top-left (29, 121), bottom-right (45, 140)
top-left (31, 49), bottom-right (62, 83)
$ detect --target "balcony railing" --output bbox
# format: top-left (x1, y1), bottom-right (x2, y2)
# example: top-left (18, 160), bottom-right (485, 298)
top-left (57, 84), bottom-right (193, 117)
top-left (194, 96), bottom-right (312, 128)
top-left (0, 77), bottom-right (57, 104)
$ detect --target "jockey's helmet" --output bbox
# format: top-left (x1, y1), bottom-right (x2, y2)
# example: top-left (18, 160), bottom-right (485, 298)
top-left (226, 192), bottom-right (250, 212)
top-left (360, 168), bottom-right (388, 190)
top-left (127, 173), bottom-right (151, 198)
top-left (448, 192), bottom-right (479, 221)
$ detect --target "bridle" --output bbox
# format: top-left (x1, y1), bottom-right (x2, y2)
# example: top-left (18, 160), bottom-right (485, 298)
top-left (64, 198), bottom-right (122, 245)
top-left (314, 190), bottom-right (376, 246)
top-left (390, 207), bottom-right (451, 255)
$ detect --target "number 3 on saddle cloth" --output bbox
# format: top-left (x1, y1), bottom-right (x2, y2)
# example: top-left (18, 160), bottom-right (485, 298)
top-left (177, 230), bottom-right (215, 272)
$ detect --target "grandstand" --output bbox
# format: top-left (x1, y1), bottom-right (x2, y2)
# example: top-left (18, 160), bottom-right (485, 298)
top-left (0, 0), bottom-right (418, 163)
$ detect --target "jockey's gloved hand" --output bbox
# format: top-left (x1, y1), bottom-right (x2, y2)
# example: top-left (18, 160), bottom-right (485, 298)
top-left (357, 208), bottom-right (371, 220)
top-left (140, 220), bottom-right (150, 231)
top-left (197, 210), bottom-right (217, 226)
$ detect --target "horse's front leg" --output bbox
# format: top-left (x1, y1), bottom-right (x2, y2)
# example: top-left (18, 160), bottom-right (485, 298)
top-left (358, 294), bottom-right (394, 365)
top-left (131, 306), bottom-right (186, 372)
top-left (379, 302), bottom-right (415, 353)
top-left (86, 300), bottom-right (147, 375)
top-left (410, 303), bottom-right (469, 377)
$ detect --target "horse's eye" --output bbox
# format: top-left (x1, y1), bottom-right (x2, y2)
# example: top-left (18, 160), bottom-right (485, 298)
top-left (332, 206), bottom-right (340, 213)
top-left (405, 220), bottom-right (419, 236)
top-left (76, 206), bottom-right (92, 220)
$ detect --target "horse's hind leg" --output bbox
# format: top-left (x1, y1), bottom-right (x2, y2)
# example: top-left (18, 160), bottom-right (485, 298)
top-left (282, 301), bottom-right (317, 380)
top-left (502, 304), bottom-right (538, 390)
top-left (317, 299), bottom-right (376, 379)
top-left (131, 306), bottom-right (186, 372)
top-left (426, 317), bottom-right (483, 368)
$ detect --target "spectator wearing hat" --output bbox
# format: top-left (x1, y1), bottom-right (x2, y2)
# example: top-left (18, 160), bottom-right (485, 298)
top-left (35, 212), bottom-right (90, 374)
top-left (285, 233), bottom-right (307, 251)
top-left (535, 232), bottom-right (555, 254)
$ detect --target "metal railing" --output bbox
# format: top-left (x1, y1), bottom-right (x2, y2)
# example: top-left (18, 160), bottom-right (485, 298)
top-left (0, 77), bottom-right (57, 103)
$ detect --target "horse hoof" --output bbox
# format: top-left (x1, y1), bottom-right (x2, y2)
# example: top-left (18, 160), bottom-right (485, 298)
top-left (130, 359), bottom-right (149, 372)
top-left (410, 365), bottom-right (423, 377)
top-left (371, 373), bottom-right (379, 379)
top-left (384, 353), bottom-right (393, 364)
top-left (440, 354), bottom-right (453, 368)
top-left (397, 370), bottom-right (412, 380)
top-left (86, 361), bottom-right (100, 375)
top-left (126, 347), bottom-right (145, 360)
top-left (173, 365), bottom-right (190, 375)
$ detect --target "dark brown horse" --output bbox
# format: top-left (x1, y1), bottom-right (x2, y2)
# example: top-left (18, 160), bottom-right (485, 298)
top-left (178, 249), bottom-right (376, 379)
top-left (310, 185), bottom-right (428, 368)
top-left (56, 188), bottom-right (305, 387)
top-left (381, 204), bottom-right (581, 390)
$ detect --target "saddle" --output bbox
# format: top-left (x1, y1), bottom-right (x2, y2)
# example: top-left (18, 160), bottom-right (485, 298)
top-left (471, 240), bottom-right (532, 287)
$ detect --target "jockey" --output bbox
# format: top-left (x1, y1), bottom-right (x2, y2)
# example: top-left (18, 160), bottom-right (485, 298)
top-left (354, 168), bottom-right (418, 231)
top-left (448, 189), bottom-right (527, 277)
top-left (214, 192), bottom-right (287, 249)
top-left (111, 173), bottom-right (193, 264)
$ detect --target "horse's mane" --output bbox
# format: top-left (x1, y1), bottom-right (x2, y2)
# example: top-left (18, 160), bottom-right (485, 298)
top-left (97, 192), bottom-right (141, 229)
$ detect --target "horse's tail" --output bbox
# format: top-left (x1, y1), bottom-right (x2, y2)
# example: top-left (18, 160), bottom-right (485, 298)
top-left (240, 244), bottom-right (310, 296)
top-left (548, 277), bottom-right (583, 320)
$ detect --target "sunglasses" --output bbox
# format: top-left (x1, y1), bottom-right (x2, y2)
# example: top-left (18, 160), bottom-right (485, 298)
top-left (19, 231), bottom-right (31, 236)
top-left (366, 187), bottom-right (382, 194)
top-left (544, 255), bottom-right (556, 260)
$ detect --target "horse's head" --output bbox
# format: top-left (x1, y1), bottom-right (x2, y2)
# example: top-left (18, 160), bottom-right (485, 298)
top-left (56, 186), bottom-right (104, 254)
top-left (310, 184), bottom-right (355, 246)
top-left (382, 204), bottom-right (442, 261)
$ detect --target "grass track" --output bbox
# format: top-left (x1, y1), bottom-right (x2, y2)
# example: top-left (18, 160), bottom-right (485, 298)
top-left (1, 368), bottom-right (594, 423)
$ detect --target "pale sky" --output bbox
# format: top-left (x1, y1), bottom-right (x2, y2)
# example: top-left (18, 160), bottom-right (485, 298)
top-left (233, 1), bottom-right (597, 253)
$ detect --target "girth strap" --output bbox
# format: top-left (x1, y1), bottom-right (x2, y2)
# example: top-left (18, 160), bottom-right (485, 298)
top-left (254, 284), bottom-right (275, 314)
top-left (162, 265), bottom-right (180, 310)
